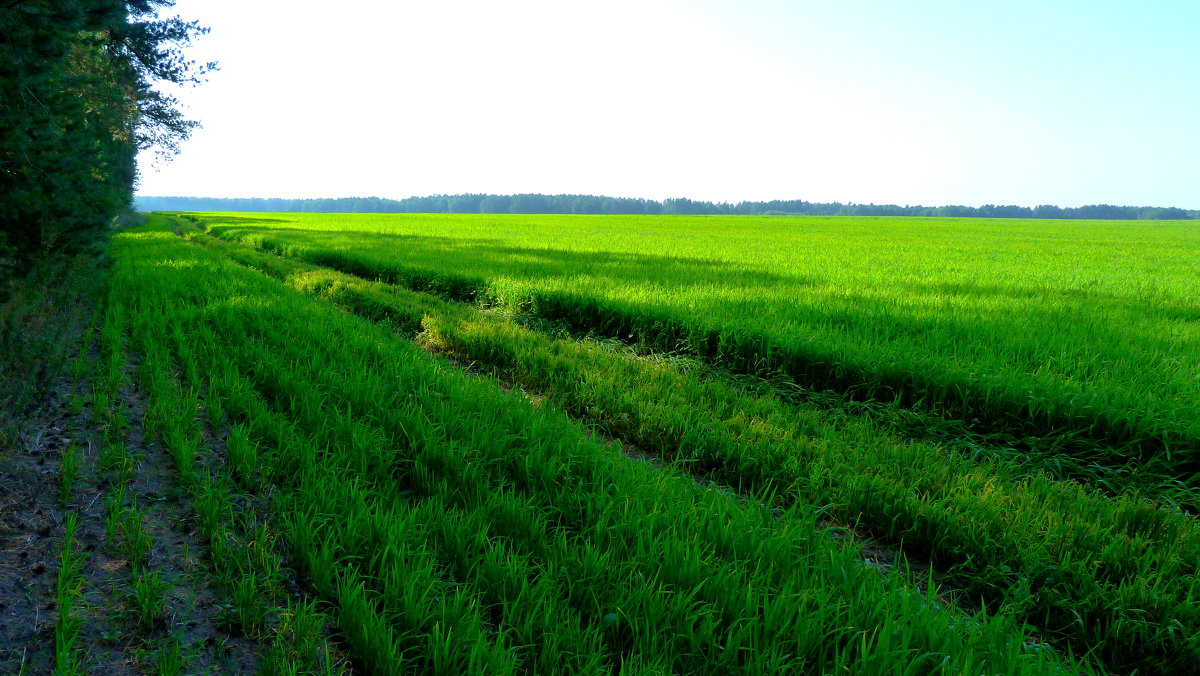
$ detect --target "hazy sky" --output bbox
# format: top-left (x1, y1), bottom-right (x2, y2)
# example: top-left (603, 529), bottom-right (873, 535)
top-left (136, 0), bottom-right (1200, 208)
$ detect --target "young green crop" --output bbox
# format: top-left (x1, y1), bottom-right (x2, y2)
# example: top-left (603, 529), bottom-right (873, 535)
top-left (189, 223), bottom-right (1200, 672)
top-left (154, 637), bottom-right (187, 676)
top-left (109, 217), bottom-right (1096, 674)
top-left (131, 570), bottom-right (167, 632)
top-left (54, 514), bottom-right (85, 676)
top-left (196, 211), bottom-right (1200, 469)
top-left (58, 444), bottom-right (79, 506)
top-left (113, 271), bottom-right (347, 674)
top-left (120, 505), bottom-right (152, 572)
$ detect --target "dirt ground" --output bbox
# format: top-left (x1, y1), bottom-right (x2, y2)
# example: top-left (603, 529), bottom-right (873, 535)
top-left (0, 253), bottom-right (265, 674)
top-left (0, 360), bottom-right (264, 674)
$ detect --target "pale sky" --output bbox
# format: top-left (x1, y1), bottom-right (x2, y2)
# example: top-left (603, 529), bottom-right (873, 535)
top-left (136, 0), bottom-right (1200, 208)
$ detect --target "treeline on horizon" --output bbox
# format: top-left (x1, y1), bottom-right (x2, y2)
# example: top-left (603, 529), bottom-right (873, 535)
top-left (136, 193), bottom-right (1200, 220)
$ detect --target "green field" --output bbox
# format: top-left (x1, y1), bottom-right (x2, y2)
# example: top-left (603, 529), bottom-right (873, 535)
top-left (85, 213), bottom-right (1198, 673)
top-left (12, 2), bottom-right (1200, 673)
top-left (201, 213), bottom-right (1200, 466)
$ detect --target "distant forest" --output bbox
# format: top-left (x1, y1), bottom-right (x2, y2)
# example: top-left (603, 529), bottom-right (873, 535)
top-left (135, 194), bottom-right (1200, 220)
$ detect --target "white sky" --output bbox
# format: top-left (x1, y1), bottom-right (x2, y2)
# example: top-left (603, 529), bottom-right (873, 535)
top-left (136, 0), bottom-right (1200, 208)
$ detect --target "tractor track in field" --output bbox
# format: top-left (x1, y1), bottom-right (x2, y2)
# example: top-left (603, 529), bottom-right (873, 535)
top-left (504, 317), bottom-right (1200, 514)
top-left (366, 277), bottom-right (1074, 661)
top-left (426, 337), bottom-right (973, 611)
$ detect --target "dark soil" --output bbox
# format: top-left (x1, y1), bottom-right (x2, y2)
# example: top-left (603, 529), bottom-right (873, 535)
top-left (0, 405), bottom-right (68, 674)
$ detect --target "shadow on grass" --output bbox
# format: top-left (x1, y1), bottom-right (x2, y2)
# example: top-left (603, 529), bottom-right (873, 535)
top-left (179, 213), bottom-right (293, 225)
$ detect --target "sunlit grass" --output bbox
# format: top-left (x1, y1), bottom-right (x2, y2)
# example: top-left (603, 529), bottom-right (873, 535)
top-left (193, 212), bottom-right (1200, 468)
top-left (186, 223), bottom-right (1200, 672)
top-left (107, 215), bottom-right (1113, 673)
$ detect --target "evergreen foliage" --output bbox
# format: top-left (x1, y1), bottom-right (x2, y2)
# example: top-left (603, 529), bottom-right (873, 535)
top-left (0, 0), bottom-right (211, 259)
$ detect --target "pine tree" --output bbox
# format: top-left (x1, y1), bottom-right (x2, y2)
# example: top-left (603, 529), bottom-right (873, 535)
top-left (0, 0), bottom-right (213, 259)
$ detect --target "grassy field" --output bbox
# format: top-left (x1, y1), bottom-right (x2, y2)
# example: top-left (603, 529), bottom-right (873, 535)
top-left (17, 211), bottom-right (1196, 673)
top-left (189, 212), bottom-right (1197, 669)
top-left (198, 212), bottom-right (1200, 475)
top-left (128, 216), bottom-right (1105, 673)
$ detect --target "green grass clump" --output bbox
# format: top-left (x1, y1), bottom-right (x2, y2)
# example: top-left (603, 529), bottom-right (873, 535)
top-left (120, 505), bottom-right (152, 572)
top-left (131, 570), bottom-right (168, 632)
top-left (58, 444), bottom-right (79, 506)
top-left (154, 636), bottom-right (187, 676)
top-left (224, 423), bottom-right (257, 489)
top-left (54, 514), bottom-right (85, 676)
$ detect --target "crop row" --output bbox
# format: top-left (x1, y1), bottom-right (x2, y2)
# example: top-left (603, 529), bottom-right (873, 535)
top-left (183, 223), bottom-right (1200, 673)
top-left (109, 218), bottom-right (1094, 673)
top-left (100, 232), bottom-right (345, 673)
